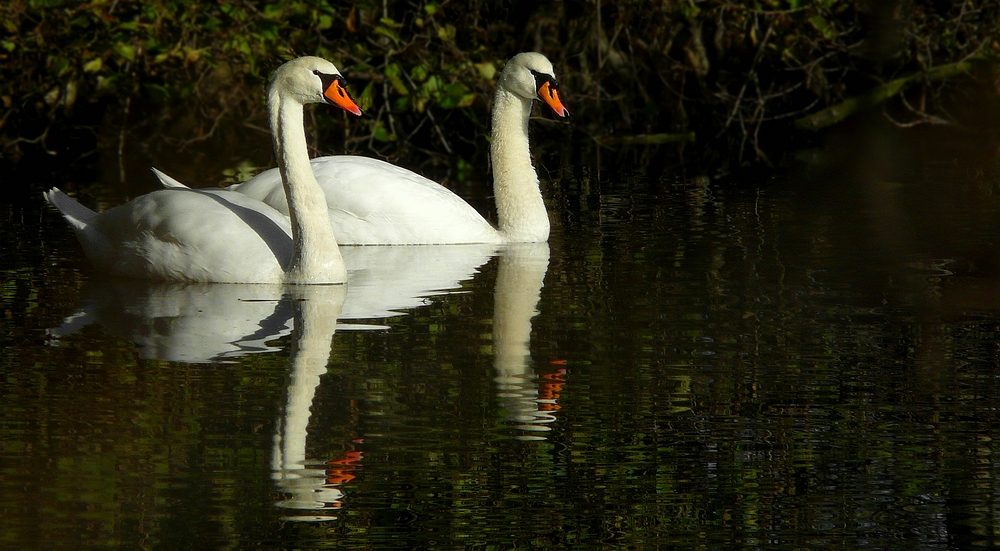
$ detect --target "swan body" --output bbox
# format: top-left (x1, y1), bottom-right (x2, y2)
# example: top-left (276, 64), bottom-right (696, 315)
top-left (155, 52), bottom-right (569, 245)
top-left (215, 156), bottom-right (503, 245)
top-left (46, 57), bottom-right (363, 283)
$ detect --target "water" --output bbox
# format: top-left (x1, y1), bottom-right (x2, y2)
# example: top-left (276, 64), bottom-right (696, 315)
top-left (4, 130), bottom-right (1000, 549)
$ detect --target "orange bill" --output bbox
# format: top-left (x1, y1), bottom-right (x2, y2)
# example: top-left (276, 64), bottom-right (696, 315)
top-left (537, 81), bottom-right (569, 117)
top-left (324, 78), bottom-right (363, 116)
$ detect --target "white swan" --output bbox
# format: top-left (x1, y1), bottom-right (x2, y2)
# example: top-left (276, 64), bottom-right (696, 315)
top-left (44, 56), bottom-right (363, 284)
top-left (154, 52), bottom-right (569, 245)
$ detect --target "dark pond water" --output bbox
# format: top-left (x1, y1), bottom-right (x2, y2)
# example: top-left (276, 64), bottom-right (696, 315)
top-left (5, 125), bottom-right (1000, 549)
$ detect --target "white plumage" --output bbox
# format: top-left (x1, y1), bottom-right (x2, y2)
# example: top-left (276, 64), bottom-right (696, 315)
top-left (45, 56), bottom-right (363, 284)
top-left (156, 52), bottom-right (570, 245)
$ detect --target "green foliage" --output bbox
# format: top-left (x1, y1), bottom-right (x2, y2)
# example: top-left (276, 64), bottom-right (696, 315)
top-left (1, 0), bottom-right (998, 172)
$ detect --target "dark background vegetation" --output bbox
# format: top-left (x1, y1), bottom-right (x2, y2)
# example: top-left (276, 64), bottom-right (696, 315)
top-left (2, 0), bottom-right (999, 187)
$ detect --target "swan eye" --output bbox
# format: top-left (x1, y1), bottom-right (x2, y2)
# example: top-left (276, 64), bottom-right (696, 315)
top-left (529, 69), bottom-right (558, 90)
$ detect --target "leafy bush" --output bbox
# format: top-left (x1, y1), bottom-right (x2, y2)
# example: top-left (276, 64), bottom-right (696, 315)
top-left (2, 0), bottom-right (998, 178)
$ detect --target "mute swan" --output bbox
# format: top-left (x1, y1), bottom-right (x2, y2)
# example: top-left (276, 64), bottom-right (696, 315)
top-left (44, 57), bottom-right (363, 283)
top-left (154, 52), bottom-right (569, 245)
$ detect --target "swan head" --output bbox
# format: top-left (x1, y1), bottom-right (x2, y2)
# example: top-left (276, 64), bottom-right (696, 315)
top-left (270, 56), bottom-right (363, 116)
top-left (499, 52), bottom-right (569, 117)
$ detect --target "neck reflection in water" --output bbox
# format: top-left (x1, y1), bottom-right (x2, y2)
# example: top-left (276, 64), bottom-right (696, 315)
top-left (270, 284), bottom-right (350, 521)
top-left (493, 243), bottom-right (565, 440)
top-left (44, 242), bottom-right (570, 517)
top-left (45, 244), bottom-right (501, 520)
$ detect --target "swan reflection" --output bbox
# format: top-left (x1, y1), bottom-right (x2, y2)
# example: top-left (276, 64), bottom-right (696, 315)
top-left (340, 244), bottom-right (496, 320)
top-left (269, 284), bottom-right (348, 521)
top-left (47, 245), bottom-right (496, 521)
top-left (45, 242), bottom-right (565, 513)
top-left (493, 243), bottom-right (565, 440)
top-left (46, 281), bottom-right (291, 362)
top-left (48, 245), bottom-right (496, 362)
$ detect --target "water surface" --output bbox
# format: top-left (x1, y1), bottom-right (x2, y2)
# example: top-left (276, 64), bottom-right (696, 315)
top-left (4, 133), bottom-right (1000, 549)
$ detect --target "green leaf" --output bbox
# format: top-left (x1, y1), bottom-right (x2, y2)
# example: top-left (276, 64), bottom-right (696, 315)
top-left (83, 58), bottom-right (103, 73)
top-left (422, 75), bottom-right (441, 94)
top-left (809, 15), bottom-right (835, 39)
top-left (115, 43), bottom-right (136, 62)
top-left (358, 79), bottom-right (376, 112)
top-left (182, 46), bottom-right (203, 63)
top-left (410, 64), bottom-right (428, 82)
top-left (680, 1), bottom-right (700, 19)
top-left (374, 24), bottom-right (400, 44)
top-left (143, 83), bottom-right (169, 102)
top-left (393, 96), bottom-right (412, 111)
top-left (474, 62), bottom-right (496, 81)
top-left (437, 24), bottom-right (456, 42)
top-left (384, 63), bottom-right (409, 95)
top-left (263, 4), bottom-right (283, 18)
top-left (372, 123), bottom-right (396, 142)
top-left (438, 83), bottom-right (471, 109)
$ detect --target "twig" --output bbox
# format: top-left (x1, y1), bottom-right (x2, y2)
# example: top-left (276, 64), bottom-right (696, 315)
top-left (425, 109), bottom-right (453, 154)
top-left (118, 96), bottom-right (130, 184)
top-left (717, 20), bottom-right (774, 137)
top-left (795, 51), bottom-right (989, 130)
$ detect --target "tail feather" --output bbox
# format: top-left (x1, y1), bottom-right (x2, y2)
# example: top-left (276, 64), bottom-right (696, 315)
top-left (151, 167), bottom-right (190, 189)
top-left (43, 188), bottom-right (96, 232)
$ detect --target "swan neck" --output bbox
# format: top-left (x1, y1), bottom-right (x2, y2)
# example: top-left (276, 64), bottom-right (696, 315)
top-left (491, 87), bottom-right (549, 242)
top-left (270, 90), bottom-right (346, 283)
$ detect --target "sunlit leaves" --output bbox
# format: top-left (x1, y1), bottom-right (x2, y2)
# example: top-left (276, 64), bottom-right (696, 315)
top-left (357, 80), bottom-right (377, 112)
top-left (83, 58), bottom-right (103, 73)
top-left (374, 17), bottom-right (403, 45)
top-left (114, 43), bottom-right (136, 62)
top-left (808, 15), bottom-right (835, 39)
top-left (411, 64), bottom-right (429, 82)
top-left (436, 23), bottom-right (456, 42)
top-left (474, 62), bottom-right (496, 81)
top-left (385, 63), bottom-right (409, 96)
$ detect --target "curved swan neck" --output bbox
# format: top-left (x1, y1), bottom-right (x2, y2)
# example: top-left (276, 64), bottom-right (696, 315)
top-left (491, 87), bottom-right (549, 243)
top-left (269, 88), bottom-right (346, 283)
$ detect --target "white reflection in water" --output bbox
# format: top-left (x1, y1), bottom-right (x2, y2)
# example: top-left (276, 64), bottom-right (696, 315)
top-left (493, 243), bottom-right (565, 440)
top-left (47, 281), bottom-right (291, 362)
top-left (46, 244), bottom-right (496, 520)
top-left (339, 244), bottom-right (496, 319)
top-left (48, 245), bottom-right (497, 362)
top-left (45, 242), bottom-right (565, 514)
top-left (270, 284), bottom-right (348, 521)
